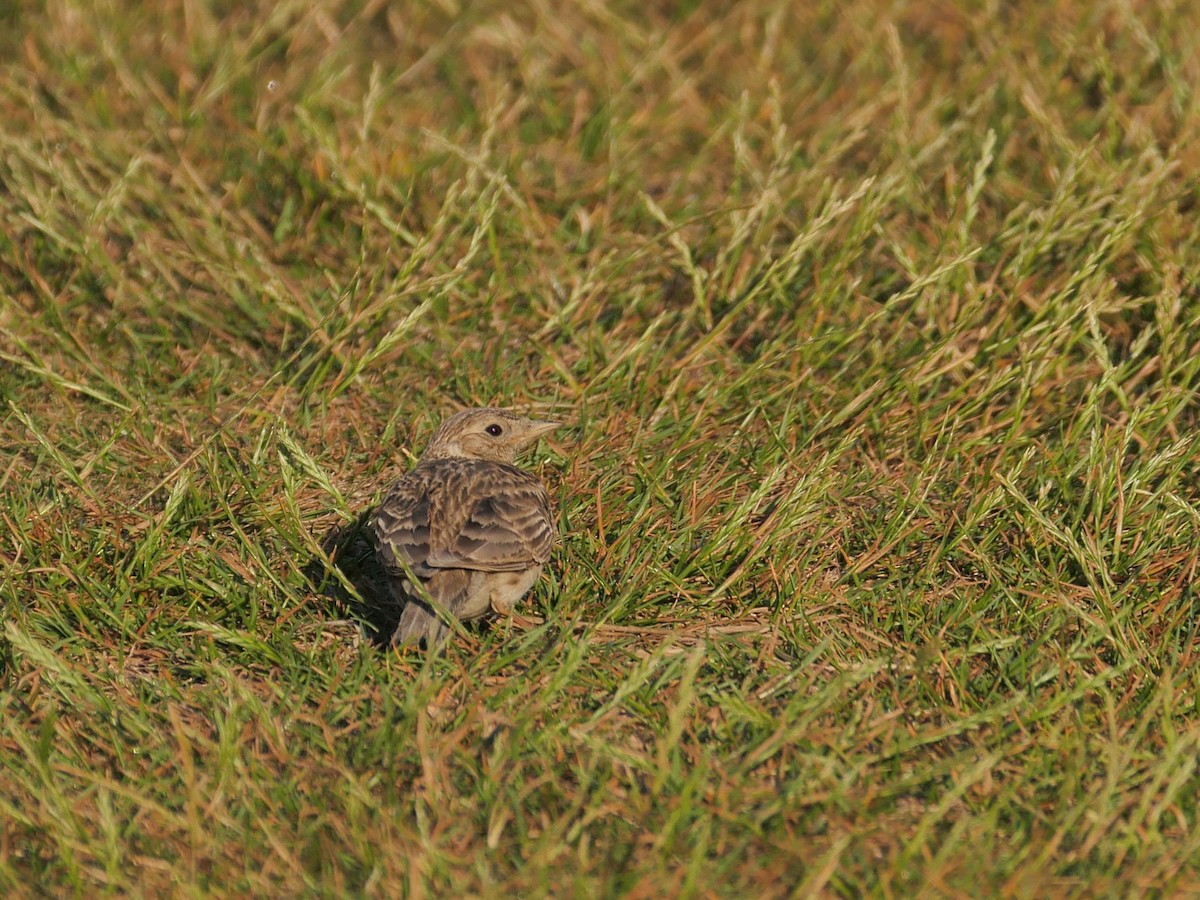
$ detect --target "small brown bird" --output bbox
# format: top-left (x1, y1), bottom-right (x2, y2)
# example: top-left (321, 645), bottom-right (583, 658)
top-left (369, 408), bottom-right (559, 647)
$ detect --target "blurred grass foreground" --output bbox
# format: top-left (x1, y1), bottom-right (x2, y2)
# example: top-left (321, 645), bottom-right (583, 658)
top-left (3, 1), bottom-right (1200, 895)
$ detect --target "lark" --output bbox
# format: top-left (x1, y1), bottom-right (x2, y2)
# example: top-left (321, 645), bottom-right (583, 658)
top-left (369, 408), bottom-right (559, 647)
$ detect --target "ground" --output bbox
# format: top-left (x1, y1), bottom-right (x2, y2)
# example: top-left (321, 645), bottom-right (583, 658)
top-left (2, 0), bottom-right (1200, 895)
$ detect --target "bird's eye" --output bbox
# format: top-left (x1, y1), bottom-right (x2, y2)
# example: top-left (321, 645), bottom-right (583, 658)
top-left (485, 423), bottom-right (504, 436)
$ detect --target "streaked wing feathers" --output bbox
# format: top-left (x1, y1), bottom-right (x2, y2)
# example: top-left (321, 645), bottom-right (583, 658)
top-left (370, 472), bottom-right (436, 578)
top-left (371, 459), bottom-right (554, 577)
top-left (426, 478), bottom-right (554, 570)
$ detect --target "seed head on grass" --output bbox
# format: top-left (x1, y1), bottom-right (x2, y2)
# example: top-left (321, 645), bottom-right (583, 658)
top-left (369, 408), bottom-right (559, 648)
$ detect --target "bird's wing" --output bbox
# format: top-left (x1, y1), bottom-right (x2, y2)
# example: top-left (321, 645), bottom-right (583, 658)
top-left (424, 461), bottom-right (555, 572)
top-left (370, 468), bottom-right (437, 578)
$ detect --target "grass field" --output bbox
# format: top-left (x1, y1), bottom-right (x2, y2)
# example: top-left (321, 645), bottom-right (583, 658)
top-left (3, 0), bottom-right (1200, 895)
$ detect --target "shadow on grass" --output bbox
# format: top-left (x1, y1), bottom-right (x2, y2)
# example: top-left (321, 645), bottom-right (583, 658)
top-left (306, 509), bottom-right (399, 648)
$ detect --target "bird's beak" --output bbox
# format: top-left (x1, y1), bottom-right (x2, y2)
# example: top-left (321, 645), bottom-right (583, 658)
top-left (522, 419), bottom-right (560, 448)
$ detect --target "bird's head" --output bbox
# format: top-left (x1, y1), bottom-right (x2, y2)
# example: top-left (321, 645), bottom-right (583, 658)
top-left (421, 408), bottom-right (560, 463)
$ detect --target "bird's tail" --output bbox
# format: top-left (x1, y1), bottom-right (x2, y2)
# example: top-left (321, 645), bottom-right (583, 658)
top-left (391, 598), bottom-right (450, 647)
top-left (388, 568), bottom-right (470, 648)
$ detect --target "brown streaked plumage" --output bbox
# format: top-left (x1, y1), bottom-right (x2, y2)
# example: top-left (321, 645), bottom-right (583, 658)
top-left (369, 408), bottom-right (559, 647)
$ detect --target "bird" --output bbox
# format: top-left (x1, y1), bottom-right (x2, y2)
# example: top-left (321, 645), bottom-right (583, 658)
top-left (368, 408), bottom-right (559, 647)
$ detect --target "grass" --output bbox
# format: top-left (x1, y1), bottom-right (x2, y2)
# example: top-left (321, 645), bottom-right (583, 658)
top-left (2, 0), bottom-right (1200, 894)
